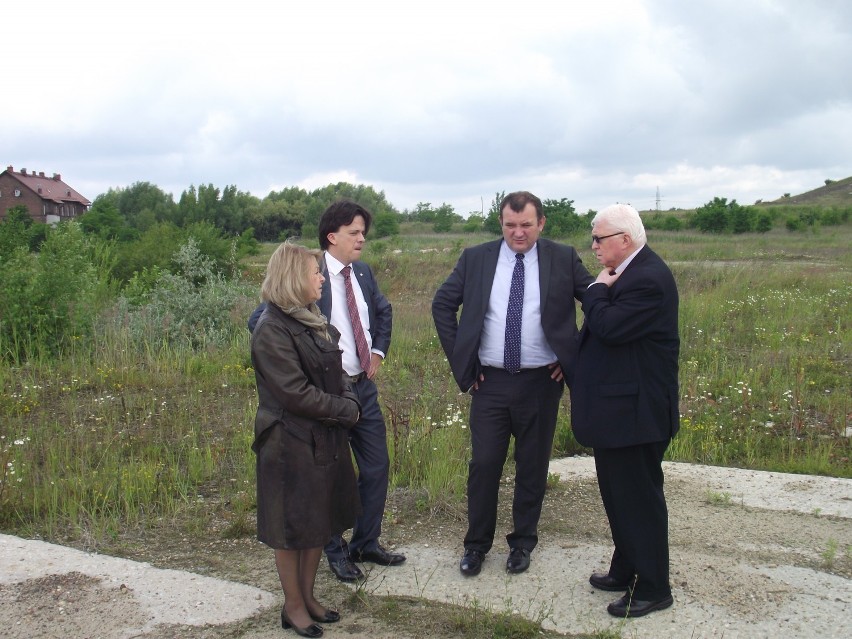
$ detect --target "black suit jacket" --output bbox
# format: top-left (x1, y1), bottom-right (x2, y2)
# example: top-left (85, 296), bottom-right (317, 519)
top-left (570, 245), bottom-right (680, 449)
top-left (248, 257), bottom-right (392, 357)
top-left (432, 238), bottom-right (593, 392)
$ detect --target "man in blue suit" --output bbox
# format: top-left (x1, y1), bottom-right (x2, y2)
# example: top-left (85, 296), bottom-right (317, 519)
top-left (432, 191), bottom-right (592, 577)
top-left (571, 203), bottom-right (680, 618)
top-left (249, 200), bottom-right (403, 582)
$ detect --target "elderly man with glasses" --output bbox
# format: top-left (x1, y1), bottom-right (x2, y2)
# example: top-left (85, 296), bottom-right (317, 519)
top-left (570, 203), bottom-right (680, 618)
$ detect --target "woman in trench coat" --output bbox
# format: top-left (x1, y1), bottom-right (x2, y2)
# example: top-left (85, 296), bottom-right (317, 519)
top-left (251, 240), bottom-right (361, 638)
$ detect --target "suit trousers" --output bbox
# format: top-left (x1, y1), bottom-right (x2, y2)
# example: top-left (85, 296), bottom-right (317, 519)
top-left (593, 440), bottom-right (672, 600)
top-left (464, 366), bottom-right (563, 554)
top-left (325, 377), bottom-right (389, 560)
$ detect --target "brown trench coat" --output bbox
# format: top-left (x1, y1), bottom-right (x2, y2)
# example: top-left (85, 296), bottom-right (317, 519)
top-left (250, 303), bottom-right (361, 549)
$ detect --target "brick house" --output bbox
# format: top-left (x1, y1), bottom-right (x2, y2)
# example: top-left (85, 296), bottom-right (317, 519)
top-left (0, 165), bottom-right (91, 224)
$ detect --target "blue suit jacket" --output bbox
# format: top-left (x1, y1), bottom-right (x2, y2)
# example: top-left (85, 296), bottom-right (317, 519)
top-left (570, 245), bottom-right (680, 449)
top-left (248, 256), bottom-right (392, 356)
top-left (432, 238), bottom-right (593, 392)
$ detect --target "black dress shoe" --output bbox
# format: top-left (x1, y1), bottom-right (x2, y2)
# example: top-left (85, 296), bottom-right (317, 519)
top-left (328, 557), bottom-right (364, 582)
top-left (351, 544), bottom-right (406, 566)
top-left (281, 609), bottom-right (324, 637)
top-left (310, 609), bottom-right (340, 623)
top-left (607, 593), bottom-right (674, 618)
top-left (506, 548), bottom-right (531, 574)
top-left (459, 549), bottom-right (485, 577)
top-left (589, 572), bottom-right (636, 592)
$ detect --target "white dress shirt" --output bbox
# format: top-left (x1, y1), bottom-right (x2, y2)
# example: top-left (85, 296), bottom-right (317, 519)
top-left (478, 241), bottom-right (556, 369)
top-left (325, 252), bottom-right (373, 376)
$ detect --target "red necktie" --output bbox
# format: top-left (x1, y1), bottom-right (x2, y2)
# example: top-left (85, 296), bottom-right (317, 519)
top-left (342, 265), bottom-right (371, 374)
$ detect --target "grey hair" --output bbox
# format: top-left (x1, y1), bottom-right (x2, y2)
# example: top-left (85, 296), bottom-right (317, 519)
top-left (592, 204), bottom-right (647, 246)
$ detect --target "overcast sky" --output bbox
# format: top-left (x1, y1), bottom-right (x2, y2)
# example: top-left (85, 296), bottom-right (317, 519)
top-left (5, 0), bottom-right (851, 215)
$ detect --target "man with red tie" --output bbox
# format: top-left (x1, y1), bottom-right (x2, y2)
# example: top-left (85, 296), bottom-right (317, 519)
top-left (249, 200), bottom-right (403, 582)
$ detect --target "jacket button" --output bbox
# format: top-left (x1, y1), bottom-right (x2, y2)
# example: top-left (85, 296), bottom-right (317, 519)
top-left (333, 455), bottom-right (338, 460)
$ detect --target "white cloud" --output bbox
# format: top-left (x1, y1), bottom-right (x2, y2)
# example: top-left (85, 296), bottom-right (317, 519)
top-left (3, 0), bottom-right (850, 215)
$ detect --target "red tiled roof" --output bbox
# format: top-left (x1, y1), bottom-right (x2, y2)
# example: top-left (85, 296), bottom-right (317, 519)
top-left (2, 166), bottom-right (91, 206)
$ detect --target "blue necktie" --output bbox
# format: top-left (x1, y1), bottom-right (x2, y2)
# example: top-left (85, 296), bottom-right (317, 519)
top-left (504, 252), bottom-right (524, 374)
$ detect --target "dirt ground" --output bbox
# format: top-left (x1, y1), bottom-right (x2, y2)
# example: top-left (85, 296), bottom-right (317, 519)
top-left (1, 458), bottom-right (850, 638)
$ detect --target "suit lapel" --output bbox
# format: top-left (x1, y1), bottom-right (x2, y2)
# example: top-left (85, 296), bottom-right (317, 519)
top-left (318, 253), bottom-right (332, 318)
top-left (537, 239), bottom-right (551, 314)
top-left (478, 241), bottom-right (500, 314)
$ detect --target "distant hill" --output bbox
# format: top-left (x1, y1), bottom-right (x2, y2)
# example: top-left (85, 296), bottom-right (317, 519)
top-left (760, 176), bottom-right (852, 208)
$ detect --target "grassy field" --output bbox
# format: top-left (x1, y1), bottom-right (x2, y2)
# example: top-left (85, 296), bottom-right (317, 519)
top-left (0, 223), bottom-right (849, 545)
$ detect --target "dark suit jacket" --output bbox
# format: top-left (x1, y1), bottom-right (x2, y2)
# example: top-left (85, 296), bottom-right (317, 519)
top-left (432, 238), bottom-right (593, 392)
top-left (570, 245), bottom-right (680, 449)
top-left (248, 257), bottom-right (392, 357)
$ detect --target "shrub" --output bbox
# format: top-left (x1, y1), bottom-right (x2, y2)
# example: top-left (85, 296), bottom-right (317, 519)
top-left (755, 213), bottom-right (773, 233)
top-left (109, 238), bottom-right (254, 350)
top-left (112, 221), bottom-right (242, 284)
top-left (462, 216), bottom-right (484, 233)
top-left (663, 215), bottom-right (684, 231)
top-left (0, 222), bottom-right (113, 361)
top-left (373, 212), bottom-right (400, 238)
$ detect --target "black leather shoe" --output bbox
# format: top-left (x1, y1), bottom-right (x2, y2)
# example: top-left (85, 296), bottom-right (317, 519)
top-left (459, 549), bottom-right (485, 576)
top-left (310, 609), bottom-right (340, 623)
top-left (281, 609), bottom-right (324, 637)
top-left (506, 548), bottom-right (531, 574)
top-left (607, 593), bottom-right (674, 618)
top-left (589, 572), bottom-right (636, 591)
top-left (351, 544), bottom-right (406, 566)
top-left (328, 557), bottom-right (364, 582)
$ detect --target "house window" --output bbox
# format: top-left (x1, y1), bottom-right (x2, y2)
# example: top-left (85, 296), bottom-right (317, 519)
top-left (14, 189), bottom-right (21, 197)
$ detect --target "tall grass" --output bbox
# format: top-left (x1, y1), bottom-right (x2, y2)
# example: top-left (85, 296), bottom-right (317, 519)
top-left (0, 224), bottom-right (849, 545)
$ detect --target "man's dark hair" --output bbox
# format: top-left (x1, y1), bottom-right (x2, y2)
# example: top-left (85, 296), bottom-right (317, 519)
top-left (318, 199), bottom-right (373, 249)
top-left (500, 191), bottom-right (543, 220)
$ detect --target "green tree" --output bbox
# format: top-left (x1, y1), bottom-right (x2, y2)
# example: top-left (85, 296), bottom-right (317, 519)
top-left (432, 203), bottom-right (460, 233)
top-left (542, 198), bottom-right (583, 237)
top-left (411, 202), bottom-right (436, 224)
top-left (663, 215), bottom-right (683, 231)
top-left (0, 205), bottom-right (34, 256)
top-left (96, 182), bottom-right (177, 231)
top-left (308, 183), bottom-right (398, 228)
top-left (113, 221), bottom-right (237, 284)
top-left (373, 212), bottom-right (400, 238)
top-left (693, 197), bottom-right (735, 233)
top-left (463, 215), bottom-right (484, 233)
top-left (246, 196), bottom-right (305, 242)
top-left (729, 205), bottom-right (756, 234)
top-left (79, 200), bottom-right (134, 241)
top-left (483, 191), bottom-right (505, 234)
top-left (0, 222), bottom-right (113, 361)
top-left (755, 213), bottom-right (773, 233)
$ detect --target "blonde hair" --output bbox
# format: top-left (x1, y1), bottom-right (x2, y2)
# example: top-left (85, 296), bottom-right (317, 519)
top-left (261, 240), bottom-right (323, 308)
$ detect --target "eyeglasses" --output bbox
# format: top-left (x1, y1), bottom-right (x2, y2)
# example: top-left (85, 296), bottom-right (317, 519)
top-left (591, 231), bottom-right (625, 244)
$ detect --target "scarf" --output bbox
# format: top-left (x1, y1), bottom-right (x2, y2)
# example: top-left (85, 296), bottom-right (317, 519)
top-left (281, 303), bottom-right (330, 341)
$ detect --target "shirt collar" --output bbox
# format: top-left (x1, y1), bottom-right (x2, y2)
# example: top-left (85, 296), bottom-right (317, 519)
top-left (614, 244), bottom-right (644, 274)
top-left (324, 251), bottom-right (347, 276)
top-left (500, 240), bottom-right (538, 263)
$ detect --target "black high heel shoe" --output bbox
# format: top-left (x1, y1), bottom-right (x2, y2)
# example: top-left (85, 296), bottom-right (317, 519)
top-left (310, 609), bottom-right (340, 623)
top-left (281, 609), bottom-right (324, 638)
